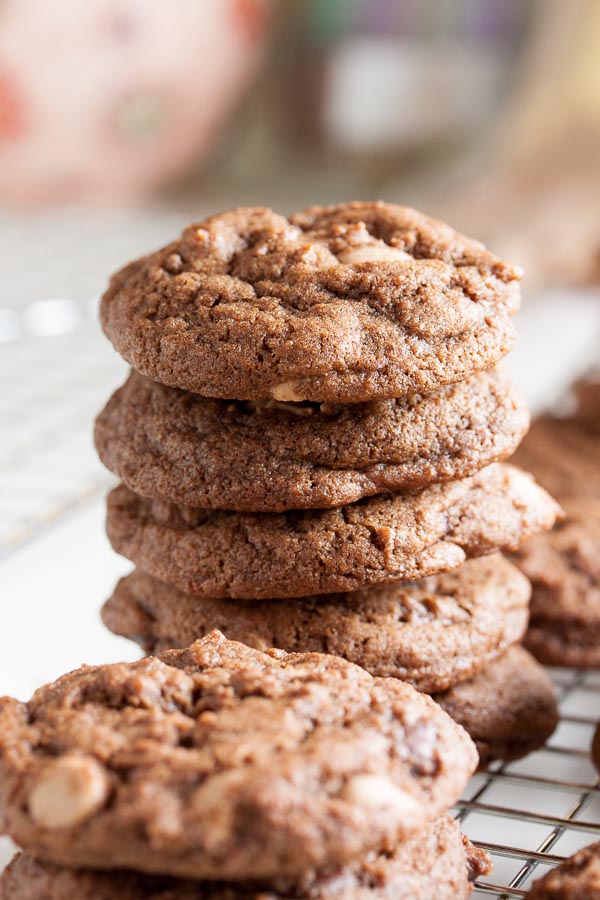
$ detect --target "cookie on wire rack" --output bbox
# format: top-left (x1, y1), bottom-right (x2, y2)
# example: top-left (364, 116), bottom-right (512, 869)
top-left (0, 632), bottom-right (477, 881)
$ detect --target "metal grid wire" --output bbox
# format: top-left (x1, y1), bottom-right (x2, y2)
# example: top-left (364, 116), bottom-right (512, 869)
top-left (0, 309), bottom-right (125, 559)
top-left (466, 669), bottom-right (600, 897)
top-left (0, 208), bottom-right (189, 557)
top-left (2, 294), bottom-right (600, 895)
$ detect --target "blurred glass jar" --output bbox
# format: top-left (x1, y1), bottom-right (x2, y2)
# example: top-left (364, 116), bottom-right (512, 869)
top-left (0, 0), bottom-right (270, 207)
top-left (264, 0), bottom-right (533, 177)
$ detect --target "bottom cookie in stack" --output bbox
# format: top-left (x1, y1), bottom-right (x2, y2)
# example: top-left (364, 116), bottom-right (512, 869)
top-left (0, 816), bottom-right (491, 900)
top-left (103, 557), bottom-right (558, 769)
top-left (435, 646), bottom-right (558, 769)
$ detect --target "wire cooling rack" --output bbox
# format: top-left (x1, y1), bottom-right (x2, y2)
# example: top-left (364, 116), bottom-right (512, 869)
top-left (0, 319), bottom-right (123, 558)
top-left (0, 208), bottom-right (188, 559)
top-left (465, 668), bottom-right (600, 897)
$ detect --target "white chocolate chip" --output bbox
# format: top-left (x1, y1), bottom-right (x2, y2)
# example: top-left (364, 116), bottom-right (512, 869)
top-left (271, 382), bottom-right (305, 402)
top-left (339, 244), bottom-right (411, 264)
top-left (29, 755), bottom-right (109, 830)
top-left (191, 770), bottom-right (246, 844)
top-left (342, 774), bottom-right (419, 813)
top-left (193, 769), bottom-right (244, 811)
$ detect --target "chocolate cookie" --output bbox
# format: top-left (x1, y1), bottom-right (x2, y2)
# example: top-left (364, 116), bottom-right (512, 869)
top-left (512, 415), bottom-right (600, 501)
top-left (527, 842), bottom-right (600, 898)
top-left (106, 463), bottom-right (560, 599)
top-left (514, 498), bottom-right (600, 667)
top-left (0, 632), bottom-right (477, 881)
top-left (99, 202), bottom-right (521, 403)
top-left (103, 555), bottom-right (530, 693)
top-left (95, 368), bottom-right (529, 512)
top-left (435, 646), bottom-right (558, 770)
top-left (0, 817), bottom-right (491, 900)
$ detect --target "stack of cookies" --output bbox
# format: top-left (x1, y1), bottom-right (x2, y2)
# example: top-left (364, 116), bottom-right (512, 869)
top-left (0, 203), bottom-right (564, 898)
top-left (96, 202), bottom-right (561, 768)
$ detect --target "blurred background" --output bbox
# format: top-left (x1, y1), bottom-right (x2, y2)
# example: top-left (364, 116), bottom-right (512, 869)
top-left (1, 0), bottom-right (599, 696)
top-left (1, 3), bottom-right (600, 884)
top-left (2, 0), bottom-right (600, 280)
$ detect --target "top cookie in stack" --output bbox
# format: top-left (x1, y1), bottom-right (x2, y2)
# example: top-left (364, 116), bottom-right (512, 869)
top-left (97, 201), bottom-right (559, 604)
top-left (100, 202), bottom-right (521, 404)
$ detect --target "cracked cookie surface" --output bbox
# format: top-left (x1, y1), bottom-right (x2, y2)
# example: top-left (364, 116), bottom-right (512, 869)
top-left (103, 555), bottom-right (529, 693)
top-left (100, 202), bottom-right (521, 403)
top-left (0, 632), bottom-right (477, 881)
top-left (105, 464), bottom-right (560, 599)
top-left (95, 368), bottom-right (528, 511)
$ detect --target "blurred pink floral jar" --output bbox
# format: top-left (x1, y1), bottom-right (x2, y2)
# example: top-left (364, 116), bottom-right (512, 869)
top-left (0, 0), bottom-right (269, 205)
